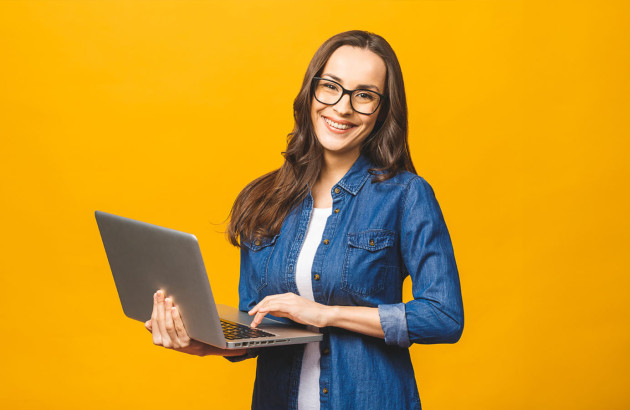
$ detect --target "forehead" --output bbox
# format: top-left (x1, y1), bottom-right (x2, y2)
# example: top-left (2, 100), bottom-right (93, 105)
top-left (322, 45), bottom-right (386, 90)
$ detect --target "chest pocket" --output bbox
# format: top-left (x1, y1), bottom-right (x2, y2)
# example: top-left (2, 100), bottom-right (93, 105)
top-left (242, 234), bottom-right (279, 293)
top-left (341, 229), bottom-right (396, 297)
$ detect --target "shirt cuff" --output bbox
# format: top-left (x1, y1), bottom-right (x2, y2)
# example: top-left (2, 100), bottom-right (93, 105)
top-left (378, 303), bottom-right (411, 348)
top-left (223, 348), bottom-right (261, 362)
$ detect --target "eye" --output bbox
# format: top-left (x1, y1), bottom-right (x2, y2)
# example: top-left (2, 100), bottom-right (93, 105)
top-left (355, 92), bottom-right (376, 102)
top-left (322, 82), bottom-right (339, 91)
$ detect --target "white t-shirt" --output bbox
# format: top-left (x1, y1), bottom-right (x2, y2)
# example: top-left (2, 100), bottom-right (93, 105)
top-left (295, 207), bottom-right (332, 410)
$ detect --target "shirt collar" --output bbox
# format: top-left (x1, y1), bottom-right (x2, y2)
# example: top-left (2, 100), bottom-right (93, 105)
top-left (336, 154), bottom-right (373, 196)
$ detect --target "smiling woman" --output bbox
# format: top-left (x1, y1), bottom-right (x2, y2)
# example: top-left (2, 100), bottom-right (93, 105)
top-left (227, 31), bottom-right (416, 242)
top-left (310, 46), bottom-right (386, 160)
top-left (147, 30), bottom-right (464, 410)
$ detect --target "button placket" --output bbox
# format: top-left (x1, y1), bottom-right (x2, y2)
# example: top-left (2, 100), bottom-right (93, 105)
top-left (311, 190), bottom-right (343, 303)
top-left (286, 196), bottom-right (313, 294)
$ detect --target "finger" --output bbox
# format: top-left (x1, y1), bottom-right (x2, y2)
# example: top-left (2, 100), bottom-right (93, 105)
top-left (248, 297), bottom-right (268, 315)
top-left (248, 294), bottom-right (281, 315)
top-left (156, 290), bottom-right (173, 348)
top-left (250, 311), bottom-right (267, 328)
top-left (145, 320), bottom-right (152, 332)
top-left (171, 306), bottom-right (190, 347)
top-left (164, 298), bottom-right (181, 348)
top-left (259, 303), bottom-right (291, 316)
top-left (250, 303), bottom-right (289, 327)
top-left (151, 292), bottom-right (162, 345)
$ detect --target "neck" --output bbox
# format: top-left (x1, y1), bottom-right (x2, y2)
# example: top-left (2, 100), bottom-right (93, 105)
top-left (310, 150), bottom-right (360, 208)
top-left (320, 150), bottom-right (360, 185)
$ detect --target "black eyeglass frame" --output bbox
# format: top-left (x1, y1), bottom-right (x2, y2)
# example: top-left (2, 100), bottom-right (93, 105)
top-left (312, 76), bottom-right (386, 115)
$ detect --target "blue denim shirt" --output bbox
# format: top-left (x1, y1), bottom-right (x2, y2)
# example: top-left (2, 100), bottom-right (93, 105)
top-left (231, 154), bottom-right (464, 410)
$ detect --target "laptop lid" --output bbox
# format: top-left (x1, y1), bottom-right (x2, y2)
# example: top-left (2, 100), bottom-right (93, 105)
top-left (95, 210), bottom-right (228, 347)
top-left (95, 211), bottom-right (323, 349)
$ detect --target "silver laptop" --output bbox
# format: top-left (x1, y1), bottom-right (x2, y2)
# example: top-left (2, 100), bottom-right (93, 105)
top-left (95, 211), bottom-right (323, 349)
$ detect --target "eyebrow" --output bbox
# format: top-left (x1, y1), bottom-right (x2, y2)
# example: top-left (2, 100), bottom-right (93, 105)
top-left (322, 73), bottom-right (382, 93)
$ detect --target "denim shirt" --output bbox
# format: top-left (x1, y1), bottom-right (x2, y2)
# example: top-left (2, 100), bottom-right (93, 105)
top-left (231, 154), bottom-right (464, 410)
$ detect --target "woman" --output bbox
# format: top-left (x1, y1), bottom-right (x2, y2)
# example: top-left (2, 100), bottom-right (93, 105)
top-left (146, 30), bottom-right (464, 410)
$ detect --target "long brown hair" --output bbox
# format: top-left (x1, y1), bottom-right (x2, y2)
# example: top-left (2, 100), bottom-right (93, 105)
top-left (227, 30), bottom-right (415, 246)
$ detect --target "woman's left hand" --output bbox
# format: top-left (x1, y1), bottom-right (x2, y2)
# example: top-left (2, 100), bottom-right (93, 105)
top-left (248, 292), bottom-right (332, 329)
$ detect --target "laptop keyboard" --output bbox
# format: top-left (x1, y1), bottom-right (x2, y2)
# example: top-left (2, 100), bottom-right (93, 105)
top-left (220, 319), bottom-right (276, 340)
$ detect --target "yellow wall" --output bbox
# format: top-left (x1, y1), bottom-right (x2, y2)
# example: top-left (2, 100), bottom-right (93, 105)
top-left (1, 1), bottom-right (628, 409)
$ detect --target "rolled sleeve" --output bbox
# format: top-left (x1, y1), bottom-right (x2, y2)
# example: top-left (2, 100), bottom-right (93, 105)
top-left (400, 177), bottom-right (464, 345)
top-left (378, 303), bottom-right (411, 348)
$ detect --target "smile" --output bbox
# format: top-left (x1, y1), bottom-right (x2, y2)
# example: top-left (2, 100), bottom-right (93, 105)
top-left (323, 116), bottom-right (356, 130)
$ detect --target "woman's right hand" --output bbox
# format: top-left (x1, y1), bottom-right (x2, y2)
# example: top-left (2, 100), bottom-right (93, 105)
top-left (145, 290), bottom-right (247, 357)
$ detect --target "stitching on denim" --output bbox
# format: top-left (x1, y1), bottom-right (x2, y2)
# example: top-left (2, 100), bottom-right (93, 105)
top-left (338, 171), bottom-right (370, 195)
top-left (425, 300), bottom-right (462, 341)
top-left (257, 234), bottom-right (279, 293)
top-left (347, 229), bottom-right (396, 251)
top-left (341, 235), bottom-right (395, 296)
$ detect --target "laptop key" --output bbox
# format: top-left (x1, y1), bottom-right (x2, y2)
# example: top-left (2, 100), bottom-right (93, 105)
top-left (220, 319), bottom-right (276, 340)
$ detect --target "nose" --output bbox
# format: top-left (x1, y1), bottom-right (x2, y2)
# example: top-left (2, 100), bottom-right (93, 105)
top-left (333, 93), bottom-right (353, 116)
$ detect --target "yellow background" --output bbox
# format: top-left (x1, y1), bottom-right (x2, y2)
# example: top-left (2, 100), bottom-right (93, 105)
top-left (1, 1), bottom-right (628, 409)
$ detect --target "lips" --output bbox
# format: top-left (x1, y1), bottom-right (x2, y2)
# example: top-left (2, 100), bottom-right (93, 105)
top-left (322, 116), bottom-right (357, 131)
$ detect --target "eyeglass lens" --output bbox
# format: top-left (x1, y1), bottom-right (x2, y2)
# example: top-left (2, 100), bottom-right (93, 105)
top-left (314, 79), bottom-right (381, 115)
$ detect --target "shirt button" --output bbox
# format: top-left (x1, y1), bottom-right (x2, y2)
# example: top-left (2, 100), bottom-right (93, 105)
top-left (314, 274), bottom-right (320, 281)
top-left (334, 188), bottom-right (341, 194)
top-left (323, 239), bottom-right (330, 245)
top-left (322, 388), bottom-right (328, 394)
top-left (254, 239), bottom-right (261, 246)
top-left (334, 208), bottom-right (340, 214)
top-left (322, 347), bottom-right (330, 355)
top-left (369, 239), bottom-right (375, 246)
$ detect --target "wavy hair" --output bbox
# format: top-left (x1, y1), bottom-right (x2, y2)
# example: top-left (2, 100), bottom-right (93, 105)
top-left (227, 30), bottom-right (416, 246)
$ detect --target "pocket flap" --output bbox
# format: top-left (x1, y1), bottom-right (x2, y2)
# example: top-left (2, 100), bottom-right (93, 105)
top-left (242, 234), bottom-right (279, 251)
top-left (347, 230), bottom-right (395, 251)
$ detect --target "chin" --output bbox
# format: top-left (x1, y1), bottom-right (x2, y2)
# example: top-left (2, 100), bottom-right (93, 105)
top-left (320, 141), bottom-right (360, 158)
top-left (316, 132), bottom-right (350, 152)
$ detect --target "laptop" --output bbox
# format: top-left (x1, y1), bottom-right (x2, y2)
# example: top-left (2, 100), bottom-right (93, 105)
top-left (95, 210), bottom-right (323, 349)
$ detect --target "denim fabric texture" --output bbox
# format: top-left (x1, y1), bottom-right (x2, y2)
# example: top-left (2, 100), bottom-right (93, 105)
top-left (230, 154), bottom-right (464, 410)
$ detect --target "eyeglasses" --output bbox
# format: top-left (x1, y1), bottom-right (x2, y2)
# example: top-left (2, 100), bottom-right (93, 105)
top-left (312, 77), bottom-right (385, 115)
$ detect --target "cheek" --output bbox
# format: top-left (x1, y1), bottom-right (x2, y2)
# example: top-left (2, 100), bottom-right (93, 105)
top-left (310, 102), bottom-right (322, 125)
top-left (360, 115), bottom-right (378, 134)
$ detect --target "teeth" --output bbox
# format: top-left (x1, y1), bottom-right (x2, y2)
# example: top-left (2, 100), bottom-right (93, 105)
top-left (324, 117), bottom-right (353, 130)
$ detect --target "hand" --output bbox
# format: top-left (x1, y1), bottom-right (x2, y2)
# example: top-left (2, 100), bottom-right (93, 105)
top-left (248, 292), bottom-right (331, 329)
top-left (145, 290), bottom-right (246, 357)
